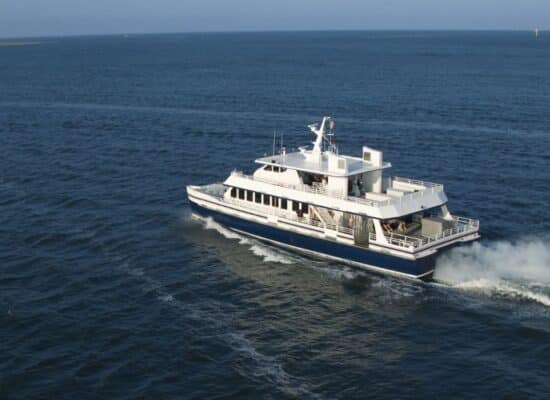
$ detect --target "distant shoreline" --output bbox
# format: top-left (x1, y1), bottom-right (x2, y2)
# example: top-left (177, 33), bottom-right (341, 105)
top-left (0, 29), bottom-right (544, 41)
top-left (0, 41), bottom-right (40, 47)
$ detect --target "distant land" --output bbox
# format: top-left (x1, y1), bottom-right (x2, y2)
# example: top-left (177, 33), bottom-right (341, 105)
top-left (0, 41), bottom-right (40, 46)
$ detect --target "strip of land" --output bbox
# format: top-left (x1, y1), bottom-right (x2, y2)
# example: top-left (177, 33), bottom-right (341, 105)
top-left (0, 41), bottom-right (41, 47)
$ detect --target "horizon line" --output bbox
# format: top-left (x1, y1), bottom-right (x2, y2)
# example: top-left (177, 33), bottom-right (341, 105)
top-left (0, 28), bottom-right (544, 41)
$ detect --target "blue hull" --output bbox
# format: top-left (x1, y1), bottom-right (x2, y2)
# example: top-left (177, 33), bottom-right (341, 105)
top-left (190, 201), bottom-right (435, 279)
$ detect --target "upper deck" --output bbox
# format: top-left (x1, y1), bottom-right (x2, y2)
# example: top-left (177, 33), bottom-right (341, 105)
top-left (225, 171), bottom-right (448, 219)
top-left (224, 116), bottom-right (450, 219)
top-left (256, 151), bottom-right (392, 177)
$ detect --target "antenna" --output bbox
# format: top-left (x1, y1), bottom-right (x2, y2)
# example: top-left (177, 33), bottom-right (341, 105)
top-left (280, 132), bottom-right (286, 163)
top-left (272, 130), bottom-right (276, 156)
top-left (326, 118), bottom-right (337, 153)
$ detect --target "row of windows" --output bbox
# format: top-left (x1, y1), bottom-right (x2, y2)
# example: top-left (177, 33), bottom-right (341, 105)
top-left (229, 187), bottom-right (308, 214)
top-left (263, 165), bottom-right (287, 173)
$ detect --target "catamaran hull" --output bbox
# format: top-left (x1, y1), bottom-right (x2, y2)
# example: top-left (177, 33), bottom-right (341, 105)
top-left (189, 200), bottom-right (436, 279)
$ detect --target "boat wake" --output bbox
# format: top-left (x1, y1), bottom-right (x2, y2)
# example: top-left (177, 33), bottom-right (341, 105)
top-left (434, 239), bottom-right (550, 307)
top-left (201, 216), bottom-right (297, 265)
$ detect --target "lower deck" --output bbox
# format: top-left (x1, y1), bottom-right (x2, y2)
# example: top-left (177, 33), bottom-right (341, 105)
top-left (189, 199), bottom-right (436, 279)
top-left (187, 184), bottom-right (480, 279)
top-left (192, 183), bottom-right (479, 255)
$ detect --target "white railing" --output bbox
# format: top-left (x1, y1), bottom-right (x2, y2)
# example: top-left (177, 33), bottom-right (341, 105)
top-left (231, 170), bottom-right (342, 197)
top-left (230, 171), bottom-right (444, 209)
top-left (196, 184), bottom-right (477, 251)
top-left (380, 216), bottom-right (479, 251)
top-left (392, 176), bottom-right (444, 190)
top-left (225, 196), bottom-right (354, 236)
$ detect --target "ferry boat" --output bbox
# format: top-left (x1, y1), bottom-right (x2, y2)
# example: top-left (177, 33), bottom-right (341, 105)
top-left (187, 117), bottom-right (480, 279)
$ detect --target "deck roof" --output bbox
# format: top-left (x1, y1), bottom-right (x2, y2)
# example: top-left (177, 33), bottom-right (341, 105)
top-left (255, 151), bottom-right (391, 177)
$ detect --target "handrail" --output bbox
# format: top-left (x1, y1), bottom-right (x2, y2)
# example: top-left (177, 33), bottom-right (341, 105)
top-left (195, 184), bottom-right (477, 251)
top-left (224, 196), bottom-right (354, 235)
top-left (392, 176), bottom-right (444, 190)
top-left (381, 216), bottom-right (479, 250)
top-left (230, 170), bottom-right (444, 209)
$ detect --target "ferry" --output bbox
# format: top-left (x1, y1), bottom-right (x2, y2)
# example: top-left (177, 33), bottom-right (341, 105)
top-left (187, 117), bottom-right (480, 279)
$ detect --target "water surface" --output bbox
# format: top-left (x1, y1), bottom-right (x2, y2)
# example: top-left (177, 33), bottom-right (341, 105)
top-left (1, 31), bottom-right (550, 399)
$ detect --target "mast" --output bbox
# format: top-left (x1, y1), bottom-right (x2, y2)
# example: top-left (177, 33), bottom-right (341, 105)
top-left (308, 116), bottom-right (332, 156)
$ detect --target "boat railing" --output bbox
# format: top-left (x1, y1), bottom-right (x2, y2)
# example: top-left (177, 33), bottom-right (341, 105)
top-left (230, 171), bottom-right (444, 209)
top-left (392, 176), bottom-right (444, 190)
top-left (421, 216), bottom-right (479, 245)
top-left (231, 170), bottom-right (344, 198)
top-left (225, 196), bottom-right (354, 236)
top-left (347, 186), bottom-right (442, 208)
top-left (379, 216), bottom-right (479, 250)
top-left (383, 231), bottom-right (424, 249)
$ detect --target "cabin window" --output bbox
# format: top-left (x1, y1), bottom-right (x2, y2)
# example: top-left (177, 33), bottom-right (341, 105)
top-left (281, 198), bottom-right (288, 209)
top-left (264, 165), bottom-right (272, 171)
top-left (292, 201), bottom-right (299, 211)
top-left (272, 197), bottom-right (279, 207)
top-left (273, 166), bottom-right (280, 173)
top-left (280, 168), bottom-right (286, 172)
top-left (246, 190), bottom-right (253, 201)
top-left (230, 187), bottom-right (236, 198)
top-left (363, 151), bottom-right (371, 161)
top-left (301, 203), bottom-right (309, 214)
top-left (255, 192), bottom-right (261, 203)
top-left (238, 188), bottom-right (245, 200)
top-left (338, 159), bottom-right (346, 169)
top-left (263, 195), bottom-right (271, 205)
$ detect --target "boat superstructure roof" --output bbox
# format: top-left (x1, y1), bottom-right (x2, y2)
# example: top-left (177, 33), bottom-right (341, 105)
top-left (256, 152), bottom-right (391, 177)
top-left (255, 116), bottom-right (391, 177)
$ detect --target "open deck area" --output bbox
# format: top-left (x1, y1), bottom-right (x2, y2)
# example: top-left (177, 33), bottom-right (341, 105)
top-left (230, 170), bottom-right (444, 208)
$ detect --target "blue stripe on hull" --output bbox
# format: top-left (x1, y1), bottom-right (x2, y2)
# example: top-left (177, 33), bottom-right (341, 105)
top-left (190, 201), bottom-right (435, 278)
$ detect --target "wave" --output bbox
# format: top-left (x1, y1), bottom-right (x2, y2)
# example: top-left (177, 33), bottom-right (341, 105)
top-left (203, 217), bottom-right (250, 244)
top-left (434, 239), bottom-right (550, 306)
top-left (200, 216), bottom-right (298, 265)
top-left (249, 244), bottom-right (295, 264)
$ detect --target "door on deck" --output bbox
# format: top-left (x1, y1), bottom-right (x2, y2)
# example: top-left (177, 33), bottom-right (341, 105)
top-left (353, 215), bottom-right (369, 247)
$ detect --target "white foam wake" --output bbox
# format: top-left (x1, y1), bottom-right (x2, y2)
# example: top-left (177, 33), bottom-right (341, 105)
top-left (203, 217), bottom-right (250, 244)
top-left (434, 239), bottom-right (550, 306)
top-left (201, 217), bottom-right (297, 265)
top-left (249, 245), bottom-right (295, 264)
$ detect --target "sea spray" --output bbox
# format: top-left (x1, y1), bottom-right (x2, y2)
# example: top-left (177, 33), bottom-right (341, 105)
top-left (435, 239), bottom-right (550, 306)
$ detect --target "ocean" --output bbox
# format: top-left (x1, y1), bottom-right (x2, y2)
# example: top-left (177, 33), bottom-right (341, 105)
top-left (1, 31), bottom-right (549, 399)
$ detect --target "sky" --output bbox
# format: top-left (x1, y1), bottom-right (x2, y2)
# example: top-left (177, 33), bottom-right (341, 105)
top-left (0, 0), bottom-right (548, 38)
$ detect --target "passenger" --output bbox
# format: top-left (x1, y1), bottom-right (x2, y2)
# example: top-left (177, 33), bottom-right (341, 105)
top-left (397, 221), bottom-right (406, 233)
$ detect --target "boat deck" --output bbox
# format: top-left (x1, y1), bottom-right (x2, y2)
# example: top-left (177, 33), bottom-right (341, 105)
top-left (189, 183), bottom-right (479, 253)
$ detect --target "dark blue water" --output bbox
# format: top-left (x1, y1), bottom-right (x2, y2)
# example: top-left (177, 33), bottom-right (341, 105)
top-left (1, 31), bottom-right (550, 399)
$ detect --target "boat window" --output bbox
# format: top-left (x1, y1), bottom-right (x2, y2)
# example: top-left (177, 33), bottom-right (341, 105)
top-left (238, 188), bottom-right (245, 200)
top-left (272, 197), bottom-right (279, 207)
top-left (363, 151), bottom-right (371, 161)
top-left (246, 190), bottom-right (253, 201)
top-left (292, 201), bottom-right (299, 211)
top-left (301, 203), bottom-right (309, 214)
top-left (338, 159), bottom-right (346, 169)
top-left (263, 195), bottom-right (271, 205)
top-left (230, 187), bottom-right (236, 198)
top-left (273, 166), bottom-right (280, 173)
top-left (281, 198), bottom-right (288, 209)
top-left (255, 192), bottom-right (261, 203)
top-left (280, 168), bottom-right (286, 172)
top-left (264, 165), bottom-right (272, 171)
